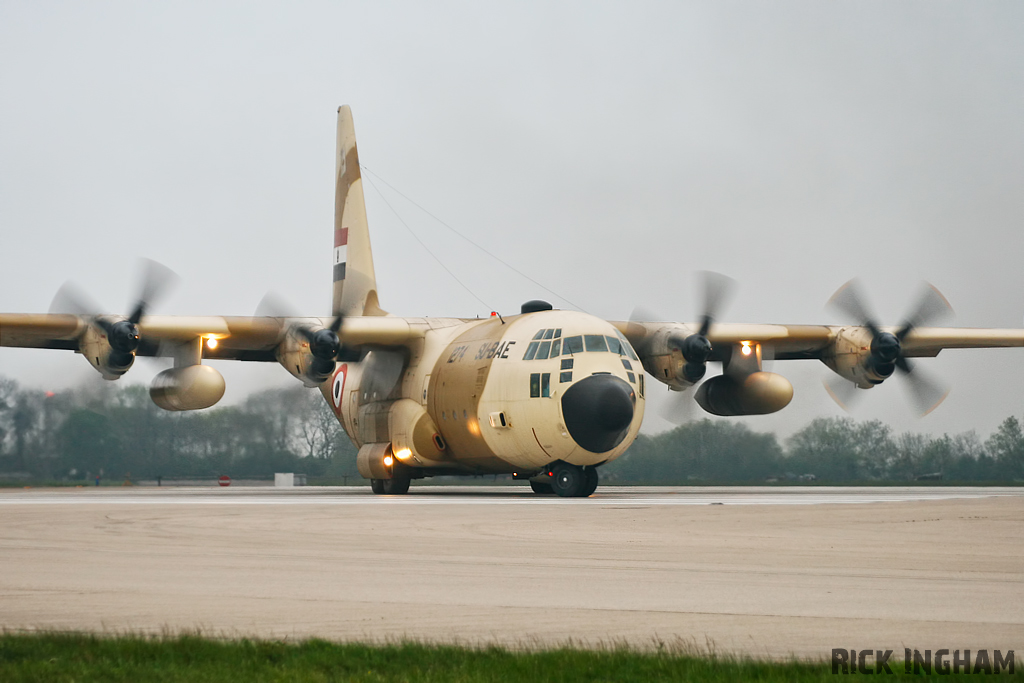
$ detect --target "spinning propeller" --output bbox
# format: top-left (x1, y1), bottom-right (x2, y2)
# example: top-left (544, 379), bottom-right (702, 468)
top-left (660, 271), bottom-right (736, 424)
top-left (300, 315), bottom-right (345, 379)
top-left (826, 279), bottom-right (953, 416)
top-left (668, 270), bottom-right (736, 383)
top-left (255, 292), bottom-right (353, 383)
top-left (50, 259), bottom-right (178, 368)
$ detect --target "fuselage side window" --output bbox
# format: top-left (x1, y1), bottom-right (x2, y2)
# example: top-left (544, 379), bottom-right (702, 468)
top-left (563, 336), bottom-right (583, 355)
top-left (638, 374), bottom-right (645, 398)
top-left (541, 373), bottom-right (550, 397)
top-left (530, 373), bottom-right (541, 397)
top-left (584, 335), bottom-right (608, 353)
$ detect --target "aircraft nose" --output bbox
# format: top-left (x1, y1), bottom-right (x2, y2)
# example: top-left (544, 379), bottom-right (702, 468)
top-left (560, 374), bottom-right (635, 453)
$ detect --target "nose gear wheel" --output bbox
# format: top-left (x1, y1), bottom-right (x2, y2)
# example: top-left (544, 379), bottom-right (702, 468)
top-left (551, 463), bottom-right (598, 498)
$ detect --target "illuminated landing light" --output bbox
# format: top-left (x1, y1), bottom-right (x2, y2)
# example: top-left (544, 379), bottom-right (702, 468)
top-left (740, 341), bottom-right (752, 356)
top-left (395, 448), bottom-right (412, 461)
top-left (383, 455), bottom-right (394, 467)
top-left (205, 337), bottom-right (219, 350)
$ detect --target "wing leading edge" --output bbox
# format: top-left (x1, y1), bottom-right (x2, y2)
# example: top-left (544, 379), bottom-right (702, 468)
top-left (0, 313), bottom-right (427, 362)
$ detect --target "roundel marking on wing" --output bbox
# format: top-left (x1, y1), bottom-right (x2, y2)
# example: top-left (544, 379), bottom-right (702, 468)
top-left (332, 364), bottom-right (348, 411)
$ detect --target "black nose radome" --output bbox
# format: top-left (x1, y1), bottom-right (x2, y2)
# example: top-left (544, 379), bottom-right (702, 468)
top-left (561, 374), bottom-right (635, 453)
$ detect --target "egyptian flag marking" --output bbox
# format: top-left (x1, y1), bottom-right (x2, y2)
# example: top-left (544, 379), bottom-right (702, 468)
top-left (333, 228), bottom-right (348, 281)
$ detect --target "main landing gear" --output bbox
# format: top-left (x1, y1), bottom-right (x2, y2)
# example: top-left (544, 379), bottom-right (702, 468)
top-left (544, 463), bottom-right (598, 498)
top-left (370, 476), bottom-right (410, 495)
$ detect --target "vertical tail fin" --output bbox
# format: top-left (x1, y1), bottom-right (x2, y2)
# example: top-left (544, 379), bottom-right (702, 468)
top-left (333, 105), bottom-right (386, 317)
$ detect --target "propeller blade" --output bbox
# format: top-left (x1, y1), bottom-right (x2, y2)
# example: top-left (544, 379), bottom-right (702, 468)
top-left (361, 350), bottom-right (405, 401)
top-left (901, 368), bottom-right (951, 416)
top-left (128, 258), bottom-right (179, 324)
top-left (822, 375), bottom-right (860, 413)
top-left (255, 291), bottom-right (298, 319)
top-left (896, 282), bottom-right (954, 340)
top-left (49, 282), bottom-right (103, 318)
top-left (697, 271), bottom-right (735, 336)
top-left (626, 306), bottom-right (662, 341)
top-left (827, 278), bottom-right (883, 337)
top-left (661, 386), bottom-right (698, 425)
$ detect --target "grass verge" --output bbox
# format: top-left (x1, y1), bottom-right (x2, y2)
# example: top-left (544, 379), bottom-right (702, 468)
top-left (1, 633), bottom-right (1018, 682)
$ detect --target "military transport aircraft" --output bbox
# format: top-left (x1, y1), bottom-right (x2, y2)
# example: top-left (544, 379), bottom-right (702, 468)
top-left (2, 106), bottom-right (1023, 497)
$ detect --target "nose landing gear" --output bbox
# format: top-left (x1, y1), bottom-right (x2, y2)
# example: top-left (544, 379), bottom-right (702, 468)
top-left (548, 462), bottom-right (599, 498)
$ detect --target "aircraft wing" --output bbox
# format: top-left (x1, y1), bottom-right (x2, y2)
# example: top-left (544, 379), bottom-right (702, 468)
top-left (898, 327), bottom-right (1024, 356)
top-left (0, 313), bottom-right (426, 362)
top-left (706, 324), bottom-right (1024, 358)
top-left (617, 321), bottom-right (1024, 360)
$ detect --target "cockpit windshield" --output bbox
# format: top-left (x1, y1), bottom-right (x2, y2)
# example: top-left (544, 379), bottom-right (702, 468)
top-left (524, 330), bottom-right (638, 361)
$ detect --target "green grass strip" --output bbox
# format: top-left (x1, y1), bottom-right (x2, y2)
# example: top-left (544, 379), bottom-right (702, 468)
top-left (0, 633), bottom-right (1018, 682)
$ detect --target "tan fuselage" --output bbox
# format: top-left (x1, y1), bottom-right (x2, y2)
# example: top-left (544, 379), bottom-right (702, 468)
top-left (322, 310), bottom-right (645, 475)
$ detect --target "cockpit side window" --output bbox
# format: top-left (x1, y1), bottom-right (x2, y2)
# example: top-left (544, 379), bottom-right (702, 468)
top-left (618, 332), bottom-right (639, 360)
top-left (606, 336), bottom-right (623, 355)
top-left (536, 340), bottom-right (551, 360)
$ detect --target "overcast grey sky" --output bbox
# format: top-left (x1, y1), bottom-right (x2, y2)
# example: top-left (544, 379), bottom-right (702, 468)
top-left (2, 1), bottom-right (1023, 438)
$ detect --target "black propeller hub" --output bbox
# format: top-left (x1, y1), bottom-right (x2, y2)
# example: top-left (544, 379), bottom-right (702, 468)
top-left (309, 329), bottom-right (341, 361)
top-left (870, 331), bottom-right (900, 364)
top-left (680, 334), bottom-right (712, 364)
top-left (108, 320), bottom-right (141, 353)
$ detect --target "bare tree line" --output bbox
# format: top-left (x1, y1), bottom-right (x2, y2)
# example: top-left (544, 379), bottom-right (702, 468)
top-left (1, 376), bottom-right (1021, 484)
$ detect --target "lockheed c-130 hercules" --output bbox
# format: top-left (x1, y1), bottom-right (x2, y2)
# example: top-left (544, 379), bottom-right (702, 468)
top-left (2, 106), bottom-right (1023, 497)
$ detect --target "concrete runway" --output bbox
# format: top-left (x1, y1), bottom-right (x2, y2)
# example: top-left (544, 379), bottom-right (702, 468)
top-left (1, 486), bottom-right (1021, 659)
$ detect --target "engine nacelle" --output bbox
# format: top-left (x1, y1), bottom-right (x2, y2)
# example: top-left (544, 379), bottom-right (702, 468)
top-left (78, 324), bottom-right (136, 380)
top-left (636, 323), bottom-right (702, 389)
top-left (822, 327), bottom-right (894, 388)
top-left (276, 331), bottom-right (335, 387)
top-left (694, 372), bottom-right (793, 416)
top-left (150, 365), bottom-right (226, 411)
